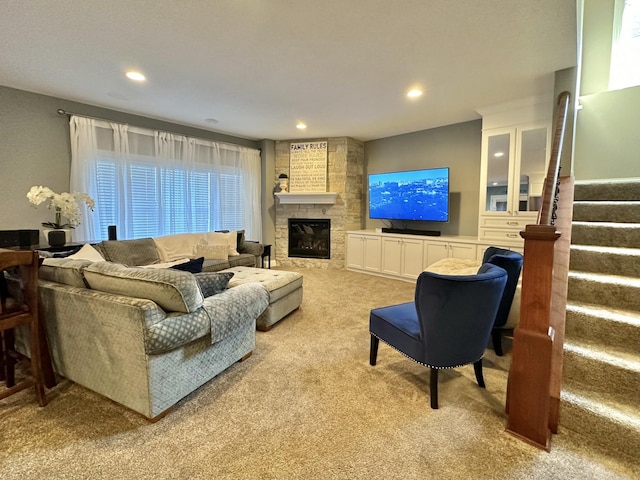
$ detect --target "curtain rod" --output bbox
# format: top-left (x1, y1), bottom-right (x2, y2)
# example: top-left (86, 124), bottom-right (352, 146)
top-left (56, 108), bottom-right (261, 152)
top-left (57, 108), bottom-right (121, 125)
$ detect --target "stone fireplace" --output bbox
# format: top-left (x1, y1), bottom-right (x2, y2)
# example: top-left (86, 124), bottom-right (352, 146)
top-left (288, 219), bottom-right (330, 259)
top-left (274, 137), bottom-right (364, 269)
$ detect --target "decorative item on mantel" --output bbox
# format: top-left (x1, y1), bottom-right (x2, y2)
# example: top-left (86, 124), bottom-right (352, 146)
top-left (277, 174), bottom-right (289, 193)
top-left (26, 186), bottom-right (95, 247)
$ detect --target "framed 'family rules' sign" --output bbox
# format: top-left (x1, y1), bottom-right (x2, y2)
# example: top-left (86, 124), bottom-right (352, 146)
top-left (289, 141), bottom-right (327, 192)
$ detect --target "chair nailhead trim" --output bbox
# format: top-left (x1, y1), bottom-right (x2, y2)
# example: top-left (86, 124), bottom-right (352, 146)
top-left (369, 332), bottom-right (483, 370)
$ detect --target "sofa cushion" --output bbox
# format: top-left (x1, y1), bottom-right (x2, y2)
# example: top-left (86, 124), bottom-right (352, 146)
top-left (202, 258), bottom-right (232, 272)
top-left (98, 238), bottom-right (161, 266)
top-left (39, 258), bottom-right (93, 288)
top-left (194, 271), bottom-right (234, 297)
top-left (83, 262), bottom-right (204, 314)
top-left (195, 243), bottom-right (229, 260)
top-left (228, 253), bottom-right (258, 268)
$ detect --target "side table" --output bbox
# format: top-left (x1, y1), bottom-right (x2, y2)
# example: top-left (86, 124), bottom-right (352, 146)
top-left (261, 244), bottom-right (272, 269)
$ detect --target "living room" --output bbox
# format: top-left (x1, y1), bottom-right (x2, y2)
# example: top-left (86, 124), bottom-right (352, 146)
top-left (1, 1), bottom-right (639, 479)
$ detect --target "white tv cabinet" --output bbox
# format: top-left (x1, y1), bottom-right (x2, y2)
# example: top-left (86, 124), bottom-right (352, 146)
top-left (345, 230), bottom-right (523, 282)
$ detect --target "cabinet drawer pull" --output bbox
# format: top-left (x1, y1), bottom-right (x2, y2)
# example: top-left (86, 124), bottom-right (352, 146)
top-left (507, 233), bottom-right (518, 238)
top-left (507, 221), bottom-right (518, 226)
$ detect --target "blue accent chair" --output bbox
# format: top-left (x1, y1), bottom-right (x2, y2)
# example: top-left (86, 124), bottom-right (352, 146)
top-left (482, 247), bottom-right (524, 356)
top-left (369, 263), bottom-right (507, 409)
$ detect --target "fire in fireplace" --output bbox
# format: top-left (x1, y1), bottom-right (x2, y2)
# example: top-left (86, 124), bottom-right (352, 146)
top-left (288, 219), bottom-right (331, 259)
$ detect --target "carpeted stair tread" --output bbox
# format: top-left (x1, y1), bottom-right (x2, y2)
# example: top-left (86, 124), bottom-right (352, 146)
top-left (563, 342), bottom-right (640, 408)
top-left (562, 384), bottom-right (640, 424)
top-left (560, 389), bottom-right (640, 463)
top-left (568, 271), bottom-right (640, 311)
top-left (569, 245), bottom-right (640, 278)
top-left (571, 221), bottom-right (640, 248)
top-left (566, 302), bottom-right (640, 356)
top-left (565, 336), bottom-right (640, 369)
top-left (573, 201), bottom-right (640, 223)
top-left (573, 179), bottom-right (640, 202)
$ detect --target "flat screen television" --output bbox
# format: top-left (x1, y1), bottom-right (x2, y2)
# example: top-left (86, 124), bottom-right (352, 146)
top-left (368, 167), bottom-right (449, 222)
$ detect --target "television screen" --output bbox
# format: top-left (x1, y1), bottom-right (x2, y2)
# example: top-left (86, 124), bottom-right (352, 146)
top-left (368, 167), bottom-right (449, 222)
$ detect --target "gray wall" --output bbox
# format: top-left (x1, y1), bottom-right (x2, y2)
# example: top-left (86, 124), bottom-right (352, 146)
top-left (0, 85), bottom-right (261, 242)
top-left (363, 120), bottom-right (482, 237)
top-left (574, 0), bottom-right (640, 180)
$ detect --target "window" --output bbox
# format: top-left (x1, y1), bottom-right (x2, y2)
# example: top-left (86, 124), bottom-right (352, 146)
top-left (610, 0), bottom-right (640, 90)
top-left (70, 117), bottom-right (262, 243)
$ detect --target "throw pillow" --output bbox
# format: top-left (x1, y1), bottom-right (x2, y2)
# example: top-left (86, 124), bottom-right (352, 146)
top-left (140, 258), bottom-right (192, 269)
top-left (213, 229), bottom-right (244, 252)
top-left (207, 231), bottom-right (239, 256)
top-left (195, 243), bottom-right (229, 260)
top-left (66, 243), bottom-right (106, 262)
top-left (194, 271), bottom-right (234, 297)
top-left (170, 257), bottom-right (205, 273)
top-left (236, 230), bottom-right (245, 252)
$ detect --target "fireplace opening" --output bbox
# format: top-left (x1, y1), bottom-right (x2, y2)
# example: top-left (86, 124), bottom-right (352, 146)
top-left (288, 219), bottom-right (330, 259)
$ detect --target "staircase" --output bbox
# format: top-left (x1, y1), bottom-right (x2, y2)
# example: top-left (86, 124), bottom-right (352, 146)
top-left (561, 179), bottom-right (640, 463)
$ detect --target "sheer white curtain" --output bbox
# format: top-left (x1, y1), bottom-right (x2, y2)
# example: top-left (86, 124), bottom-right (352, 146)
top-left (69, 116), bottom-right (262, 242)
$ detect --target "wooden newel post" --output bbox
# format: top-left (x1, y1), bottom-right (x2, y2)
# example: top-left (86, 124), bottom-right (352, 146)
top-left (506, 224), bottom-right (561, 451)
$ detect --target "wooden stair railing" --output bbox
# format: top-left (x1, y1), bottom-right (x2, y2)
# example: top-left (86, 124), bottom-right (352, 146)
top-left (505, 91), bottom-right (572, 451)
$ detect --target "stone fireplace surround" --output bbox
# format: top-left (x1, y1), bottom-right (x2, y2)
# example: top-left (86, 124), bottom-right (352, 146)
top-left (274, 137), bottom-right (364, 269)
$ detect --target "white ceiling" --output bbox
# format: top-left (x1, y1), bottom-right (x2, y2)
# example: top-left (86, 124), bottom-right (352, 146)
top-left (0, 0), bottom-right (577, 142)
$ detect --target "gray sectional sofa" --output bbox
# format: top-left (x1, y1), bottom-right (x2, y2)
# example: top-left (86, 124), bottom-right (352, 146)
top-left (92, 230), bottom-right (264, 271)
top-left (29, 231), bottom-right (270, 419)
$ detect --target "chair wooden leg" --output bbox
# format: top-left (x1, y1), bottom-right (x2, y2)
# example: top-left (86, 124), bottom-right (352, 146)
top-left (474, 359), bottom-right (486, 388)
top-left (430, 368), bottom-right (439, 409)
top-left (28, 318), bottom-right (47, 407)
top-left (4, 329), bottom-right (16, 388)
top-left (0, 331), bottom-right (5, 382)
top-left (369, 335), bottom-right (379, 366)
top-left (492, 329), bottom-right (504, 356)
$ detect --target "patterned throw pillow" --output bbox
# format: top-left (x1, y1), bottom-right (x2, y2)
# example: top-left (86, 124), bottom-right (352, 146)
top-left (195, 243), bottom-right (229, 260)
top-left (193, 271), bottom-right (234, 297)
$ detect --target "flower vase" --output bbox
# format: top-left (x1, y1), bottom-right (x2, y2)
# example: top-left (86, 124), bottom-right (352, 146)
top-left (43, 228), bottom-right (72, 247)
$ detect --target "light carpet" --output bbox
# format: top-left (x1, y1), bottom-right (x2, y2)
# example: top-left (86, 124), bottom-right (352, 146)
top-left (1, 267), bottom-right (638, 480)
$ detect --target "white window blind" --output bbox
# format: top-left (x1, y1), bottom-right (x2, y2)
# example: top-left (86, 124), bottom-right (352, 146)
top-left (70, 116), bottom-right (262, 243)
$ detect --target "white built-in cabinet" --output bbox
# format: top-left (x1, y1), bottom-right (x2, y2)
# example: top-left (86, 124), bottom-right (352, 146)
top-left (477, 97), bottom-right (552, 247)
top-left (380, 236), bottom-right (424, 280)
top-left (423, 240), bottom-right (478, 266)
top-left (346, 231), bottom-right (479, 282)
top-left (346, 232), bottom-right (382, 272)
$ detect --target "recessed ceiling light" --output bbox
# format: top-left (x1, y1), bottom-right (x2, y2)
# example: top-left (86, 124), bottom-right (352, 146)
top-left (494, 152), bottom-right (504, 157)
top-left (407, 89), bottom-right (423, 98)
top-left (296, 122), bottom-right (307, 130)
top-left (126, 71), bottom-right (146, 82)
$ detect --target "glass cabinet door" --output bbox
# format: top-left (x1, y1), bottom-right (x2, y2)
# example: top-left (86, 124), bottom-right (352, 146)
top-left (484, 132), bottom-right (512, 213)
top-left (517, 126), bottom-right (548, 212)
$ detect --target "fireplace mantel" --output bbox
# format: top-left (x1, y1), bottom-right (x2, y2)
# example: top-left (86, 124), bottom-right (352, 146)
top-left (275, 192), bottom-right (338, 204)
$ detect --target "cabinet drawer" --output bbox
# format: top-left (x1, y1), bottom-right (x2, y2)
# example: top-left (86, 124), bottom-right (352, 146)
top-left (479, 228), bottom-right (523, 243)
top-left (480, 216), bottom-right (530, 229)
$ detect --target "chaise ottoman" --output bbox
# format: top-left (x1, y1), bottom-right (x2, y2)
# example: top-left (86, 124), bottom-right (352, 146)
top-left (221, 266), bottom-right (303, 331)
